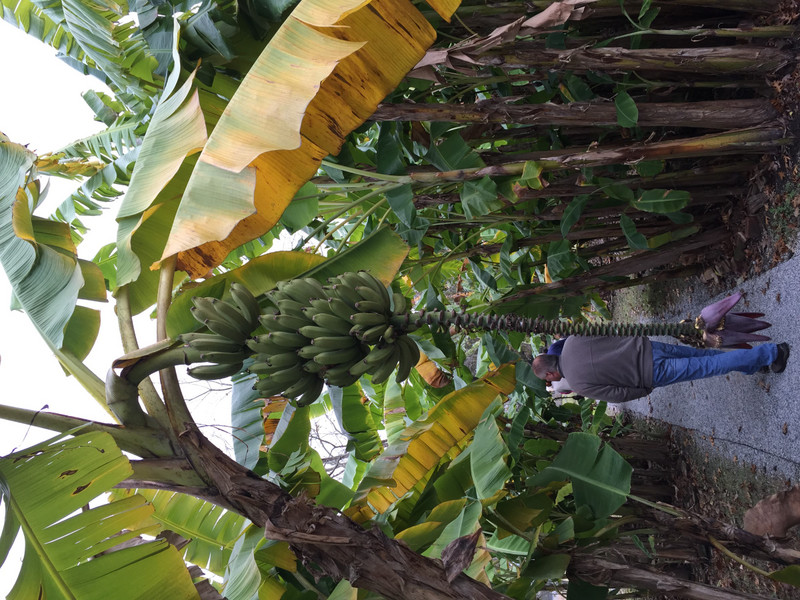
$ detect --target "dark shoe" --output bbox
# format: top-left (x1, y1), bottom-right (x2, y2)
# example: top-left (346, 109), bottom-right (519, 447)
top-left (771, 343), bottom-right (790, 373)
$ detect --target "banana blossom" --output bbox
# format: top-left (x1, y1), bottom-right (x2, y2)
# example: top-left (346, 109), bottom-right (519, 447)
top-left (696, 292), bottom-right (771, 348)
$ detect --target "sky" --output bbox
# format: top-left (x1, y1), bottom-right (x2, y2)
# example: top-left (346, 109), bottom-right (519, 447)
top-left (0, 21), bottom-right (146, 592)
top-left (0, 20), bottom-right (236, 451)
top-left (0, 22), bottom-right (116, 447)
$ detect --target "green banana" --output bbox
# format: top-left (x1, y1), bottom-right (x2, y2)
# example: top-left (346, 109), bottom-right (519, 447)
top-left (348, 357), bottom-right (373, 377)
top-left (281, 375), bottom-right (317, 399)
top-left (297, 344), bottom-right (327, 359)
top-left (229, 282), bottom-right (261, 324)
top-left (200, 350), bottom-right (250, 364)
top-left (190, 298), bottom-right (248, 341)
top-left (312, 313), bottom-right (354, 336)
top-left (249, 361), bottom-right (283, 375)
top-left (266, 331), bottom-right (308, 348)
top-left (247, 337), bottom-right (286, 356)
top-left (261, 366), bottom-right (304, 387)
top-left (189, 296), bottom-right (221, 322)
top-left (356, 271), bottom-right (391, 308)
top-left (266, 290), bottom-right (289, 307)
top-left (350, 312), bottom-right (388, 328)
top-left (391, 291), bottom-right (407, 315)
top-left (363, 343), bottom-right (398, 367)
top-left (276, 298), bottom-right (307, 318)
top-left (313, 345), bottom-right (364, 366)
top-left (340, 272), bottom-right (364, 291)
top-left (311, 336), bottom-right (358, 350)
top-left (383, 325), bottom-right (396, 343)
top-left (327, 296), bottom-right (356, 319)
top-left (354, 285), bottom-right (385, 307)
top-left (203, 317), bottom-right (250, 343)
top-left (369, 348), bottom-right (400, 384)
top-left (253, 377), bottom-right (288, 397)
top-left (275, 314), bottom-right (313, 331)
top-left (296, 378), bottom-right (325, 406)
top-left (303, 360), bottom-right (324, 374)
top-left (330, 283), bottom-right (360, 309)
top-left (211, 297), bottom-right (255, 336)
top-left (298, 325), bottom-right (337, 339)
top-left (278, 278), bottom-right (325, 304)
top-left (357, 324), bottom-right (386, 344)
top-left (354, 299), bottom-right (387, 314)
top-left (323, 363), bottom-right (360, 388)
top-left (309, 298), bottom-right (332, 313)
top-left (268, 352), bottom-right (302, 369)
top-left (259, 314), bottom-right (298, 334)
top-left (187, 362), bottom-right (244, 380)
top-left (395, 335), bottom-right (420, 383)
top-left (181, 333), bottom-right (244, 353)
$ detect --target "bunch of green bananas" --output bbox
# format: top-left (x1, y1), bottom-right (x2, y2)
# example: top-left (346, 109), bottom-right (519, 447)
top-left (247, 271), bottom-right (420, 406)
top-left (181, 282), bottom-right (261, 380)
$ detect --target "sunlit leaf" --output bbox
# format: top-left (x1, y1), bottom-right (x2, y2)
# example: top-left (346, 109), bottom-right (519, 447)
top-left (0, 431), bottom-right (200, 600)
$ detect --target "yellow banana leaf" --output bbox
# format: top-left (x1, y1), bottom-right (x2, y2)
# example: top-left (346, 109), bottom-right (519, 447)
top-left (161, 0), bottom-right (441, 278)
top-left (425, 0), bottom-right (460, 20)
top-left (346, 363), bottom-right (517, 523)
top-left (414, 350), bottom-right (453, 388)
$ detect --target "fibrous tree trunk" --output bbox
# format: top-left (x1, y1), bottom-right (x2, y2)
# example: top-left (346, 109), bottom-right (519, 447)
top-left (372, 99), bottom-right (777, 130)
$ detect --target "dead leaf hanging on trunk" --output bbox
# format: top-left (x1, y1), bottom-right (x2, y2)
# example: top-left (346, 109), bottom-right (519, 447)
top-left (441, 529), bottom-right (482, 582)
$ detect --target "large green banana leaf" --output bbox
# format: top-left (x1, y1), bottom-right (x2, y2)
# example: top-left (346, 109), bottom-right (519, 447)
top-left (111, 489), bottom-right (247, 577)
top-left (0, 431), bottom-right (201, 599)
top-left (0, 135), bottom-right (105, 354)
top-left (528, 432), bottom-right (633, 520)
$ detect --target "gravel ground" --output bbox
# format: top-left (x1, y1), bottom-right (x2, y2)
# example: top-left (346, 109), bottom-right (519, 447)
top-left (611, 246), bottom-right (800, 482)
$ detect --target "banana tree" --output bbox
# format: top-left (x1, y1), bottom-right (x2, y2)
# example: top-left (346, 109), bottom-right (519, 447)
top-left (1, 0), bottom-right (797, 597)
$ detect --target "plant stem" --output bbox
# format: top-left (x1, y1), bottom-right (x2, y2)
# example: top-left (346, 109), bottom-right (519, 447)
top-left (707, 535), bottom-right (771, 577)
top-left (0, 403), bottom-right (173, 457)
top-left (335, 198), bottom-right (388, 253)
top-left (156, 255), bottom-right (196, 432)
top-left (115, 285), bottom-right (170, 426)
top-left (320, 159), bottom-right (409, 183)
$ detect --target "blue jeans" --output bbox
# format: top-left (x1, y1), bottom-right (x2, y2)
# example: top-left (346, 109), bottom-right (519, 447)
top-left (651, 341), bottom-right (778, 387)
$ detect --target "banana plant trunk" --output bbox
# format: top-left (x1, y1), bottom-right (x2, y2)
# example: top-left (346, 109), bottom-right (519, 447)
top-left (177, 427), bottom-right (510, 600)
top-left (371, 99), bottom-right (777, 130)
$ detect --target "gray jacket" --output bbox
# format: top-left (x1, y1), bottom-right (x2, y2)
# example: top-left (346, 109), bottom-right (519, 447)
top-left (558, 336), bottom-right (654, 403)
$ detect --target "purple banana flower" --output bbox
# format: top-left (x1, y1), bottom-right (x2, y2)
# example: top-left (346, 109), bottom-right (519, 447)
top-left (696, 292), bottom-right (772, 348)
top-left (724, 313), bottom-right (771, 334)
top-left (703, 330), bottom-right (772, 349)
top-left (696, 292), bottom-right (742, 331)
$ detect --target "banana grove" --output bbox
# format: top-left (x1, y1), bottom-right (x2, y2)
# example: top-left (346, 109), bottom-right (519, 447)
top-left (0, 0), bottom-right (799, 598)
